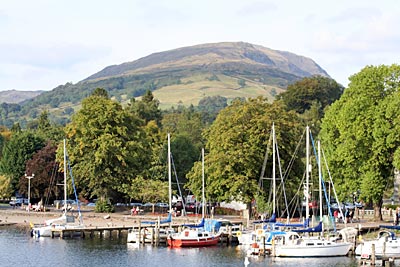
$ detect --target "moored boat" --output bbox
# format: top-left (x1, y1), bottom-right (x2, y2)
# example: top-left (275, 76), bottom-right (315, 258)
top-left (355, 230), bottom-right (400, 259)
top-left (31, 139), bottom-right (84, 238)
top-left (167, 228), bottom-right (220, 247)
top-left (31, 214), bottom-right (83, 237)
top-left (272, 231), bottom-right (352, 257)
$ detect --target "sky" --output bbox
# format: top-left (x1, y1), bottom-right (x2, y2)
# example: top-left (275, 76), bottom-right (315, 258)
top-left (0, 0), bottom-right (398, 91)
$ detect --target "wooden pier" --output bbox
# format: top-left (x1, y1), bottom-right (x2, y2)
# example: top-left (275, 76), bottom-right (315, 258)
top-left (51, 225), bottom-right (133, 239)
top-left (51, 223), bottom-right (240, 247)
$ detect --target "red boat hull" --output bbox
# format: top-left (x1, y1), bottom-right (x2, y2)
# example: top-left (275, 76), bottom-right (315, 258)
top-left (168, 235), bottom-right (220, 247)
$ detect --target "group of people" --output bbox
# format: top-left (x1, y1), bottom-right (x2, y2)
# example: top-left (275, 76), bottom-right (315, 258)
top-left (131, 206), bottom-right (141, 215)
top-left (333, 208), bottom-right (355, 223)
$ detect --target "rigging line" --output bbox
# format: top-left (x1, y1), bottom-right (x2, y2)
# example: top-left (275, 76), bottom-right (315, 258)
top-left (44, 162), bottom-right (59, 207)
top-left (259, 127), bottom-right (273, 188)
top-left (65, 151), bottom-right (83, 225)
top-left (275, 134), bottom-right (289, 217)
top-left (286, 171), bottom-right (306, 219)
top-left (282, 128), bottom-right (305, 181)
top-left (170, 153), bottom-right (187, 214)
top-left (309, 132), bottom-right (336, 231)
top-left (321, 147), bottom-right (344, 229)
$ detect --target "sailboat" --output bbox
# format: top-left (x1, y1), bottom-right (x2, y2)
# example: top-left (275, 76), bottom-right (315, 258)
top-left (355, 229), bottom-right (400, 258)
top-left (31, 139), bottom-right (83, 237)
top-left (127, 133), bottom-right (175, 244)
top-left (167, 148), bottom-right (221, 247)
top-left (240, 123), bottom-right (281, 248)
top-left (272, 127), bottom-right (353, 257)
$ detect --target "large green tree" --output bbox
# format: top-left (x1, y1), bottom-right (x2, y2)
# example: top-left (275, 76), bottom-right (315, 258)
top-left (320, 64), bottom-right (400, 221)
top-left (278, 75), bottom-right (344, 114)
top-left (64, 92), bottom-right (151, 203)
top-left (0, 131), bottom-right (45, 196)
top-left (161, 106), bottom-right (204, 187)
top-left (186, 97), bottom-right (303, 207)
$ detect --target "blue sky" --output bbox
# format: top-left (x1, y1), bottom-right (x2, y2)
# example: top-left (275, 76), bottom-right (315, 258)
top-left (0, 0), bottom-right (398, 91)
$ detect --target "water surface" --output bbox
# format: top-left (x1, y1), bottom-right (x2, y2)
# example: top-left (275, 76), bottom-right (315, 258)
top-left (0, 226), bottom-right (359, 267)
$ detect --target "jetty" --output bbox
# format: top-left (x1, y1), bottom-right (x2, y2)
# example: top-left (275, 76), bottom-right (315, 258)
top-left (50, 225), bottom-right (133, 238)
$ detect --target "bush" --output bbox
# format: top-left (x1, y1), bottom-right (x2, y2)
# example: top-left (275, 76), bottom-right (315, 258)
top-left (94, 199), bottom-right (115, 213)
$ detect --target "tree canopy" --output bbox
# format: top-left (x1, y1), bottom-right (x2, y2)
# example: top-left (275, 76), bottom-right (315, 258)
top-left (186, 97), bottom-right (303, 206)
top-left (19, 142), bottom-right (62, 203)
top-left (277, 75), bottom-right (344, 115)
top-left (64, 94), bottom-right (151, 201)
top-left (0, 131), bottom-right (45, 193)
top-left (320, 64), bottom-right (400, 220)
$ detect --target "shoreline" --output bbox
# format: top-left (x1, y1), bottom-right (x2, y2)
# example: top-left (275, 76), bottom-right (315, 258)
top-left (0, 207), bottom-right (215, 229)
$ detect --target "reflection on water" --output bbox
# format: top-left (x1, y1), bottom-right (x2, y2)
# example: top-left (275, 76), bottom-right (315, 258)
top-left (0, 227), bottom-right (359, 267)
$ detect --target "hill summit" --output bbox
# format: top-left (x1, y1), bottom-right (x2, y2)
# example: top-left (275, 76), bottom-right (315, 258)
top-left (81, 41), bottom-right (328, 107)
top-left (1, 42), bottom-right (330, 127)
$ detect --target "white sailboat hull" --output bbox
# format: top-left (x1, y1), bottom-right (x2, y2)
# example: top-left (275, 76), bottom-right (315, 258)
top-left (274, 242), bottom-right (352, 257)
top-left (355, 239), bottom-right (400, 258)
top-left (31, 224), bottom-right (83, 238)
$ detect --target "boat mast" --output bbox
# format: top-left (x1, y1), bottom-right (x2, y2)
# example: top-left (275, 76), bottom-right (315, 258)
top-left (305, 126), bottom-right (310, 221)
top-left (63, 139), bottom-right (67, 214)
top-left (202, 148), bottom-right (205, 218)
top-left (318, 140), bottom-right (323, 224)
top-left (272, 123), bottom-right (276, 215)
top-left (168, 133), bottom-right (172, 215)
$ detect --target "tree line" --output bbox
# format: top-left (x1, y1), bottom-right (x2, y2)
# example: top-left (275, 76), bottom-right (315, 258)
top-left (0, 67), bottom-right (398, 221)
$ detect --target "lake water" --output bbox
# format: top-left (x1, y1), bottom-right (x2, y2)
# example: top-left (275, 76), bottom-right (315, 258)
top-left (0, 226), bottom-right (359, 267)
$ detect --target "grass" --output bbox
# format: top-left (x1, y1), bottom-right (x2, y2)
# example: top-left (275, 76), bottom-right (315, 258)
top-left (154, 74), bottom-right (282, 108)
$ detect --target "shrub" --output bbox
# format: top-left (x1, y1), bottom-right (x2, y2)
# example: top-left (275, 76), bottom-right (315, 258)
top-left (95, 199), bottom-right (115, 213)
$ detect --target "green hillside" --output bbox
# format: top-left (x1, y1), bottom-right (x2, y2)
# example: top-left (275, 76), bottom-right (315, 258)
top-left (0, 42), bottom-right (330, 127)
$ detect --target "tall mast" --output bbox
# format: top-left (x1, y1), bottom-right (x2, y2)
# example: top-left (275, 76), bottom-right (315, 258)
top-left (318, 140), bottom-right (323, 222)
top-left (63, 139), bottom-right (67, 214)
top-left (168, 133), bottom-right (172, 214)
top-left (305, 126), bottom-right (310, 221)
top-left (272, 123), bottom-right (276, 215)
top-left (202, 148), bottom-right (205, 218)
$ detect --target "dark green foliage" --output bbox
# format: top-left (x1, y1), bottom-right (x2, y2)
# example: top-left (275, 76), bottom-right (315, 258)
top-left (198, 95), bottom-right (228, 124)
top-left (129, 90), bottom-right (162, 126)
top-left (11, 123), bottom-right (21, 133)
top-left (91, 88), bottom-right (109, 98)
top-left (0, 131), bottom-right (45, 193)
top-left (278, 75), bottom-right (344, 114)
top-left (94, 199), bottom-right (115, 213)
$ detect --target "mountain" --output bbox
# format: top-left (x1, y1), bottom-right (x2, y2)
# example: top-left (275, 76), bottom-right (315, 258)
top-left (1, 42), bottom-right (330, 127)
top-left (0, 90), bottom-right (43, 104)
top-left (83, 42), bottom-right (328, 107)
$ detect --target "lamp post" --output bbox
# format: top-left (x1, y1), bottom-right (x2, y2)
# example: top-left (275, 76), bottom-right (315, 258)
top-left (25, 173), bottom-right (35, 208)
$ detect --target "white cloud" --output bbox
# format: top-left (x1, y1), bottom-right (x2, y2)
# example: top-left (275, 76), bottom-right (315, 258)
top-left (0, 0), bottom-right (399, 90)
